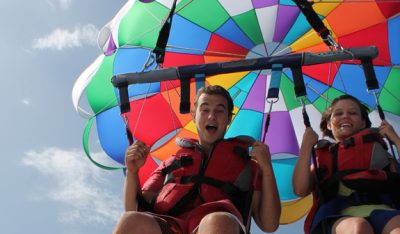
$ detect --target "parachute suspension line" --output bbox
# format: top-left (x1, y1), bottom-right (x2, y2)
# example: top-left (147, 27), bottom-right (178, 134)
top-left (164, 81), bottom-right (179, 137)
top-left (132, 83), bottom-right (153, 136)
top-left (166, 45), bottom-right (246, 58)
top-left (300, 98), bottom-right (321, 182)
top-left (263, 100), bottom-right (275, 143)
top-left (291, 65), bottom-right (323, 184)
top-left (175, 0), bottom-right (193, 13)
top-left (372, 92), bottom-right (399, 162)
top-left (359, 55), bottom-right (399, 164)
top-left (305, 83), bottom-right (331, 103)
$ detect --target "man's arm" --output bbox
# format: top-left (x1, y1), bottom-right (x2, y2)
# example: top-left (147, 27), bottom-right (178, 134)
top-left (250, 142), bottom-right (281, 233)
top-left (123, 141), bottom-right (151, 211)
top-left (124, 170), bottom-right (140, 211)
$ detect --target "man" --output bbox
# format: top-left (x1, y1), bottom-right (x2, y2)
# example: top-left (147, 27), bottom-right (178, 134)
top-left (113, 85), bottom-right (281, 234)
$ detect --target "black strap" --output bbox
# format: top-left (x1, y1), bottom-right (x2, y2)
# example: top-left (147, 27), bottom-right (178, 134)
top-left (360, 58), bottom-right (379, 91)
top-left (161, 155), bottom-right (193, 177)
top-left (137, 193), bottom-right (154, 212)
top-left (179, 77), bottom-right (190, 114)
top-left (292, 0), bottom-right (331, 47)
top-left (291, 66), bottom-right (307, 98)
top-left (153, 0), bottom-right (177, 64)
top-left (180, 175), bottom-right (243, 195)
top-left (118, 83), bottom-right (131, 114)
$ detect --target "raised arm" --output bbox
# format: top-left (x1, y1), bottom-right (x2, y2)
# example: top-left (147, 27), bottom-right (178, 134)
top-left (292, 127), bottom-right (319, 197)
top-left (379, 120), bottom-right (400, 170)
top-left (250, 141), bottom-right (281, 233)
top-left (123, 140), bottom-right (150, 211)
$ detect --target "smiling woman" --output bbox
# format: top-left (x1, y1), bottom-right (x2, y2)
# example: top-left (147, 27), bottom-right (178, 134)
top-left (293, 94), bottom-right (400, 234)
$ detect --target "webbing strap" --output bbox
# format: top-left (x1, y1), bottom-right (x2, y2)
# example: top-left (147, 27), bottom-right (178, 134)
top-left (153, 0), bottom-right (177, 64)
top-left (179, 77), bottom-right (191, 114)
top-left (267, 64), bottom-right (282, 99)
top-left (180, 175), bottom-right (243, 195)
top-left (291, 66), bottom-right (307, 98)
top-left (360, 58), bottom-right (379, 91)
top-left (118, 84), bottom-right (131, 114)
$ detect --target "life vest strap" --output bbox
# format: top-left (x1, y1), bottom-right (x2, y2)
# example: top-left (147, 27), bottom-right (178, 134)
top-left (161, 155), bottom-right (194, 177)
top-left (345, 192), bottom-right (394, 207)
top-left (180, 175), bottom-right (243, 195)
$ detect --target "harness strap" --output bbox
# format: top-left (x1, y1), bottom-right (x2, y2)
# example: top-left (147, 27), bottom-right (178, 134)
top-left (180, 175), bottom-right (243, 195)
top-left (345, 192), bottom-right (394, 207)
top-left (161, 155), bottom-right (194, 177)
top-left (320, 168), bottom-right (363, 195)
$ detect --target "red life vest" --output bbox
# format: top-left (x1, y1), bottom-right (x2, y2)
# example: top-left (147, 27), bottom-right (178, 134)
top-left (304, 128), bottom-right (400, 233)
top-left (152, 136), bottom-right (259, 222)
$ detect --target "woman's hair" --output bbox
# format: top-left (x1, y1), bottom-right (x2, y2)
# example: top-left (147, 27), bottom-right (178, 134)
top-left (194, 85), bottom-right (234, 116)
top-left (320, 95), bottom-right (371, 139)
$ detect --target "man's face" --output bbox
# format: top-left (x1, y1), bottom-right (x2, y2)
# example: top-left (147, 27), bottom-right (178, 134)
top-left (193, 93), bottom-right (232, 150)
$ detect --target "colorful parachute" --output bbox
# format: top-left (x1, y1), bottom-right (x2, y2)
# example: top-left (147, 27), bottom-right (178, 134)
top-left (73, 0), bottom-right (400, 225)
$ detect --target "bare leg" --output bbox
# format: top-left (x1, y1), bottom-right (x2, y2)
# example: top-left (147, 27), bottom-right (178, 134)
top-left (196, 212), bottom-right (242, 234)
top-left (113, 211), bottom-right (162, 234)
top-left (331, 216), bottom-right (374, 234)
top-left (382, 215), bottom-right (400, 234)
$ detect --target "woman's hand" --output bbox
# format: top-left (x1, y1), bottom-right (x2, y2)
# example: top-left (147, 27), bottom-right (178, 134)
top-left (302, 127), bottom-right (319, 149)
top-left (380, 120), bottom-right (400, 146)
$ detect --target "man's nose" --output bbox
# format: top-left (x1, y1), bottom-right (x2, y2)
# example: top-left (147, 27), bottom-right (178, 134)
top-left (208, 110), bottom-right (217, 119)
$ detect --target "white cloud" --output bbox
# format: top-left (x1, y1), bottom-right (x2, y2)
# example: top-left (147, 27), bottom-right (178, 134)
top-left (21, 147), bottom-right (122, 224)
top-left (32, 24), bottom-right (99, 50)
top-left (47, 0), bottom-right (72, 9)
top-left (59, 0), bottom-right (72, 9)
top-left (21, 98), bottom-right (31, 105)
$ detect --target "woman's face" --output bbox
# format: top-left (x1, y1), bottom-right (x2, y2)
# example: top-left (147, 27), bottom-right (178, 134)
top-left (327, 99), bottom-right (366, 142)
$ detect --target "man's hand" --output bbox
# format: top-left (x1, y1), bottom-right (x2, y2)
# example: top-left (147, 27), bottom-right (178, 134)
top-left (125, 140), bottom-right (150, 173)
top-left (251, 141), bottom-right (272, 170)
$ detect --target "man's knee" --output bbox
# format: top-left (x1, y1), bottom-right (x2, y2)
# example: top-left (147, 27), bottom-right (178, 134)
top-left (203, 212), bottom-right (237, 224)
top-left (198, 212), bottom-right (241, 233)
top-left (113, 211), bottom-right (160, 234)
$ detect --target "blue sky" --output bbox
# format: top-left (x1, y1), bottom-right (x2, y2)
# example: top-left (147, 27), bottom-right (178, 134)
top-left (1, 0), bottom-right (304, 233)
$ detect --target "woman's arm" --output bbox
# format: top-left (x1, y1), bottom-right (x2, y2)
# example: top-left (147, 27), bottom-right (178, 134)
top-left (292, 127), bottom-right (318, 197)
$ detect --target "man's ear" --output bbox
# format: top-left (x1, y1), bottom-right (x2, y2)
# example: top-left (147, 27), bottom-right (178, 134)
top-left (191, 110), bottom-right (196, 123)
top-left (228, 114), bottom-right (233, 125)
top-left (327, 121), bottom-right (332, 130)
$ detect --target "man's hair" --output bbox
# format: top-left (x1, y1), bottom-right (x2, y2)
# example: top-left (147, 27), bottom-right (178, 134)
top-left (194, 85), bottom-right (234, 115)
top-left (320, 94), bottom-right (371, 139)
